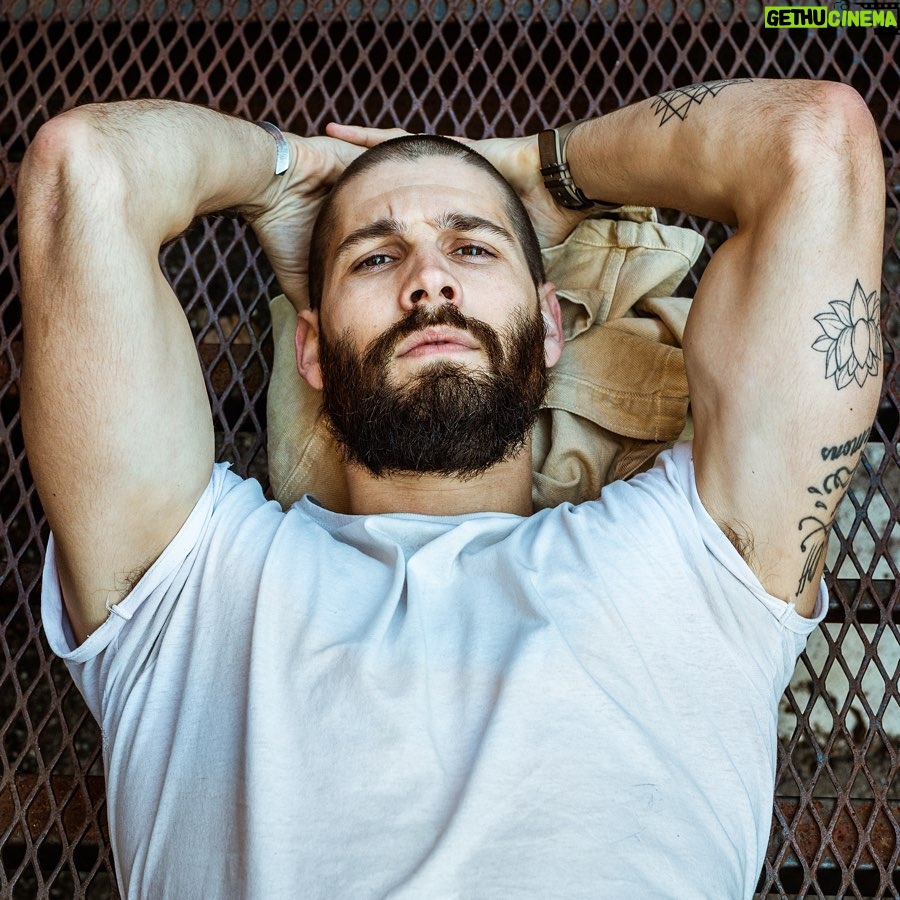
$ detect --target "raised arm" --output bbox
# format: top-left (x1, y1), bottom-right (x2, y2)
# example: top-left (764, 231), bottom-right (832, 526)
top-left (19, 101), bottom-right (358, 643)
top-left (563, 79), bottom-right (884, 617)
top-left (329, 81), bottom-right (884, 617)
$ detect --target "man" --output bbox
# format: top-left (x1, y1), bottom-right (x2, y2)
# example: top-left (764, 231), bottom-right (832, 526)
top-left (18, 80), bottom-right (883, 897)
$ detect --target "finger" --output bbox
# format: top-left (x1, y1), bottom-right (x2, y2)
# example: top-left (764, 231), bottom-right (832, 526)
top-left (294, 135), bottom-right (366, 183)
top-left (326, 137), bottom-right (367, 166)
top-left (325, 122), bottom-right (410, 147)
top-left (320, 140), bottom-right (367, 181)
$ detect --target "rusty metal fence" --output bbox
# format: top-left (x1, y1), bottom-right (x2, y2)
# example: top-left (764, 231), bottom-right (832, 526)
top-left (1, 1), bottom-right (898, 896)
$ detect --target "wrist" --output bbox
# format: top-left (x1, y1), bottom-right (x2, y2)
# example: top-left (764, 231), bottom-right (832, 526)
top-left (191, 113), bottom-right (292, 220)
top-left (257, 121), bottom-right (291, 175)
top-left (538, 119), bottom-right (620, 212)
top-left (236, 128), bottom-right (297, 221)
top-left (502, 133), bottom-right (592, 248)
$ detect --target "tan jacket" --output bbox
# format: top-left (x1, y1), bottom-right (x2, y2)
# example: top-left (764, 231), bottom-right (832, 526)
top-left (266, 208), bottom-right (703, 512)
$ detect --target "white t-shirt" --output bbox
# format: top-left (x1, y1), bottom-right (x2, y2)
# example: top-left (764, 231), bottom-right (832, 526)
top-left (42, 443), bottom-right (825, 899)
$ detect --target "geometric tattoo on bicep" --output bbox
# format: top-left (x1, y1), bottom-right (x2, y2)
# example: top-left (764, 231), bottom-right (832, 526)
top-left (811, 280), bottom-right (881, 390)
top-left (650, 79), bottom-right (753, 126)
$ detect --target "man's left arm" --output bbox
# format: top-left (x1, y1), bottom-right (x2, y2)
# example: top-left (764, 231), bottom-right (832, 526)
top-left (563, 79), bottom-right (884, 617)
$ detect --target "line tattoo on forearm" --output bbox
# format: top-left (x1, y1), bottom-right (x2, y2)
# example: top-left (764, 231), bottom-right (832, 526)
top-left (821, 426), bottom-right (869, 462)
top-left (796, 463), bottom-right (857, 595)
top-left (812, 280), bottom-right (881, 390)
top-left (650, 79), bottom-right (753, 126)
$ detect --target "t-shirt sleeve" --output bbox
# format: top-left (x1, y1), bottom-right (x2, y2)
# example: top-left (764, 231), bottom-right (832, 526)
top-left (40, 463), bottom-right (270, 723)
top-left (531, 441), bottom-right (827, 711)
top-left (660, 442), bottom-right (828, 700)
top-left (668, 440), bottom-right (828, 638)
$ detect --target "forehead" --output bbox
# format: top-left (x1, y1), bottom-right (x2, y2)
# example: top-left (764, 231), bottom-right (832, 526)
top-left (332, 155), bottom-right (511, 239)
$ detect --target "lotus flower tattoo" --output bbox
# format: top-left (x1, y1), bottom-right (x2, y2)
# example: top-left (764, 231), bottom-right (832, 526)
top-left (811, 281), bottom-right (880, 390)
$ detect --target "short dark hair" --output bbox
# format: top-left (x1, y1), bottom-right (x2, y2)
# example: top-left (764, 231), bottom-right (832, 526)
top-left (307, 134), bottom-right (545, 310)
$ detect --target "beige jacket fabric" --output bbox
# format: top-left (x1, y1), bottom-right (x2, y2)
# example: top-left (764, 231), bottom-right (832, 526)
top-left (266, 208), bottom-right (704, 513)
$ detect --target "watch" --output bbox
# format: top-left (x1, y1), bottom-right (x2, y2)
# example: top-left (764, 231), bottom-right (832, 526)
top-left (538, 120), bottom-right (620, 212)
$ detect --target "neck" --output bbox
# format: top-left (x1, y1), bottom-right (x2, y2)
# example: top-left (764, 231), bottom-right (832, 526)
top-left (343, 442), bottom-right (534, 517)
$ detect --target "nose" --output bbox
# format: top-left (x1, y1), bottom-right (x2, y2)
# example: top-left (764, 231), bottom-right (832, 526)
top-left (410, 285), bottom-right (455, 304)
top-left (401, 253), bottom-right (462, 311)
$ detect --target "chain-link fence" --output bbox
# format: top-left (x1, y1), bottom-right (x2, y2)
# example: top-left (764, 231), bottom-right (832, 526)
top-left (1, 1), bottom-right (898, 896)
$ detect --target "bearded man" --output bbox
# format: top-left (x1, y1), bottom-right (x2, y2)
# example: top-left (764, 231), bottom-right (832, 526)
top-left (18, 79), bottom-right (884, 898)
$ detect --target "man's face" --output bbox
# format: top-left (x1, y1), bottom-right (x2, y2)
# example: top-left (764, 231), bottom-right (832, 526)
top-left (307, 155), bottom-right (557, 478)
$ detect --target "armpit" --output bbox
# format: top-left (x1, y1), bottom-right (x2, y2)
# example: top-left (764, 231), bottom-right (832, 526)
top-left (104, 557), bottom-right (154, 617)
top-left (721, 519), bottom-right (756, 567)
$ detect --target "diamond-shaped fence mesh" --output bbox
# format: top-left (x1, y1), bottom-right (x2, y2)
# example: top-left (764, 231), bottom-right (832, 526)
top-left (0, 1), bottom-right (898, 896)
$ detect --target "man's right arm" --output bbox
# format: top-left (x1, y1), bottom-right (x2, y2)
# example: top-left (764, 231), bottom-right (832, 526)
top-left (19, 102), bottom-right (283, 643)
top-left (19, 102), bottom-right (314, 644)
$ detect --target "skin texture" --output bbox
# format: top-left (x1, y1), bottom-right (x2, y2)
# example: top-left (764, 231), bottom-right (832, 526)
top-left (16, 81), bottom-right (885, 644)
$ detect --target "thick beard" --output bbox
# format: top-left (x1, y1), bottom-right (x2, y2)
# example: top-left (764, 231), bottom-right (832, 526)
top-left (318, 301), bottom-right (548, 479)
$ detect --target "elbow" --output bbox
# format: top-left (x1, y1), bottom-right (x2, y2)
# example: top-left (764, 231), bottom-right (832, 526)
top-left (18, 111), bottom-right (128, 220)
top-left (18, 117), bottom-right (71, 219)
top-left (782, 82), bottom-right (883, 208)
top-left (18, 112), bottom-right (132, 300)
top-left (21, 113), bottom-right (90, 194)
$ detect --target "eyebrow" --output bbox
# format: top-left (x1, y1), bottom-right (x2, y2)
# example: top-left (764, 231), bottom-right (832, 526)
top-left (434, 212), bottom-right (515, 246)
top-left (334, 218), bottom-right (405, 261)
top-left (333, 211), bottom-right (516, 261)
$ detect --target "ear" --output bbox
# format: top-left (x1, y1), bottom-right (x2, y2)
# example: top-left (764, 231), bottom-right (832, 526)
top-left (539, 282), bottom-right (564, 368)
top-left (295, 309), bottom-right (324, 391)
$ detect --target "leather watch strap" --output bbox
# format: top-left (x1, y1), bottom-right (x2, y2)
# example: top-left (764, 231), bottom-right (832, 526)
top-left (538, 120), bottom-right (620, 212)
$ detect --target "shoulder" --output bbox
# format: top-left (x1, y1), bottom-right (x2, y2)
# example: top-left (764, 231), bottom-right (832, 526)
top-left (42, 465), bottom-right (278, 657)
top-left (516, 444), bottom-right (699, 573)
top-left (565, 443), bottom-right (698, 532)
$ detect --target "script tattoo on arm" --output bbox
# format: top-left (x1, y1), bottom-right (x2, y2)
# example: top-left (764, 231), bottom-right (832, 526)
top-left (811, 280), bottom-right (881, 390)
top-left (650, 79), bottom-right (753, 126)
top-left (796, 457), bottom-right (863, 596)
top-left (821, 426), bottom-right (870, 462)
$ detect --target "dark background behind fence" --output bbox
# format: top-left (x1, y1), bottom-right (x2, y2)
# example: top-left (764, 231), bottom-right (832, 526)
top-left (1, 1), bottom-right (898, 896)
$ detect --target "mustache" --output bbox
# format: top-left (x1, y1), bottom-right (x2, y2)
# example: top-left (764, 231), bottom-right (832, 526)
top-left (363, 303), bottom-right (504, 369)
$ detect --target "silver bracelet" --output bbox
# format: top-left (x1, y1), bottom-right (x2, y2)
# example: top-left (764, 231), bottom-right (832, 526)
top-left (257, 121), bottom-right (290, 176)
